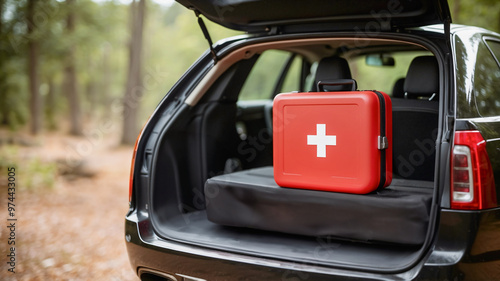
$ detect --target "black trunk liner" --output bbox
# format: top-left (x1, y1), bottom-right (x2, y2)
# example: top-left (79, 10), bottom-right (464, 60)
top-left (155, 209), bottom-right (424, 271)
top-left (152, 167), bottom-right (433, 271)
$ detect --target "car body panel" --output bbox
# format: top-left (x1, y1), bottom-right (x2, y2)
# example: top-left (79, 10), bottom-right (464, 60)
top-left (452, 27), bottom-right (500, 208)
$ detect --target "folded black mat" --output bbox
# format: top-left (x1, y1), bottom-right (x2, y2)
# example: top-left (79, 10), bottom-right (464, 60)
top-left (205, 167), bottom-right (432, 245)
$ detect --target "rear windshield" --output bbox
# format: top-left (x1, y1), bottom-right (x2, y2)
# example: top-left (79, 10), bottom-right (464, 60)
top-left (348, 51), bottom-right (432, 94)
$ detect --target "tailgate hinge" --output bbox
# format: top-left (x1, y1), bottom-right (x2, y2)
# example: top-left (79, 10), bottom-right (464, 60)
top-left (194, 10), bottom-right (218, 65)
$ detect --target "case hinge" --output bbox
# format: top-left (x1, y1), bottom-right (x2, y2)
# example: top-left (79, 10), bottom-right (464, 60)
top-left (378, 136), bottom-right (388, 150)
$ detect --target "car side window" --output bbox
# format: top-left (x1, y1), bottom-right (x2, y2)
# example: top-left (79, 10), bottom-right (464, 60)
top-left (474, 40), bottom-right (500, 117)
top-left (280, 55), bottom-right (303, 93)
top-left (485, 39), bottom-right (500, 65)
top-left (239, 50), bottom-right (302, 100)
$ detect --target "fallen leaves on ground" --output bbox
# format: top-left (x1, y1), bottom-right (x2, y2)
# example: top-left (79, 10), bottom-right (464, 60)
top-left (0, 132), bottom-right (138, 281)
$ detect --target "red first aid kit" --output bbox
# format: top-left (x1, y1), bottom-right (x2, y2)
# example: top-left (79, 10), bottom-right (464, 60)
top-left (273, 87), bottom-right (392, 194)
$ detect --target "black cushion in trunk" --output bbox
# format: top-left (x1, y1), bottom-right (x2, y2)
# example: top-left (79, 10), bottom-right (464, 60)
top-left (205, 166), bottom-right (432, 245)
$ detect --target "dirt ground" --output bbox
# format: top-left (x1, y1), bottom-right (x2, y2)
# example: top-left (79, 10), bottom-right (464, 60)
top-left (0, 131), bottom-right (139, 281)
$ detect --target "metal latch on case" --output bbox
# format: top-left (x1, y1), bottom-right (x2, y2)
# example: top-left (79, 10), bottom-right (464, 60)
top-left (378, 136), bottom-right (388, 150)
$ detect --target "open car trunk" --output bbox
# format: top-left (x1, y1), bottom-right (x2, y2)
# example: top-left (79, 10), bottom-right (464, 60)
top-left (176, 0), bottom-right (450, 33)
top-left (148, 36), bottom-right (442, 272)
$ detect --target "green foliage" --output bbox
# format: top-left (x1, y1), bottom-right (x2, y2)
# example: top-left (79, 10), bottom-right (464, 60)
top-left (449, 0), bottom-right (500, 32)
top-left (1, 0), bottom-right (240, 131)
top-left (0, 0), bottom-right (131, 131)
top-left (0, 145), bottom-right (58, 190)
top-left (0, 0), bottom-right (499, 134)
top-left (0, 145), bottom-right (18, 170)
top-left (138, 2), bottom-right (241, 122)
top-left (0, 58), bottom-right (29, 130)
top-left (0, 0), bottom-right (27, 130)
top-left (23, 157), bottom-right (58, 190)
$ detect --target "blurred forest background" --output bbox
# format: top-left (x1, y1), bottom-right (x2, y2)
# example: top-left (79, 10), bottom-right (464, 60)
top-left (0, 0), bottom-right (241, 146)
top-left (0, 0), bottom-right (499, 144)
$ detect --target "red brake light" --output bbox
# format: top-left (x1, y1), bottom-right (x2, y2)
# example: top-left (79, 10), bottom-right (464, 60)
top-left (451, 130), bottom-right (497, 210)
top-left (128, 116), bottom-right (151, 202)
top-left (129, 134), bottom-right (141, 203)
top-left (129, 116), bottom-right (152, 203)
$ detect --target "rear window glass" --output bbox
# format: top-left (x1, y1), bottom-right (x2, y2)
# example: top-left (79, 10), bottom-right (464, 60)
top-left (485, 39), bottom-right (500, 65)
top-left (474, 42), bottom-right (500, 117)
top-left (348, 51), bottom-right (432, 95)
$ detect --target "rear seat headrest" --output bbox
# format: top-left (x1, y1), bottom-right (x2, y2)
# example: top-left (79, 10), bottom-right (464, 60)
top-left (315, 56), bottom-right (352, 82)
top-left (314, 56), bottom-right (352, 91)
top-left (392, 78), bottom-right (405, 98)
top-left (404, 56), bottom-right (439, 99)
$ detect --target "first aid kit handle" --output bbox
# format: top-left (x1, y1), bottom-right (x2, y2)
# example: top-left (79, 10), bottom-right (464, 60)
top-left (317, 79), bottom-right (357, 92)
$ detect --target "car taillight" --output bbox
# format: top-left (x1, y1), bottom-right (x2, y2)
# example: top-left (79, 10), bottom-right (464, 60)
top-left (129, 117), bottom-right (151, 203)
top-left (451, 130), bottom-right (497, 210)
top-left (129, 133), bottom-right (141, 203)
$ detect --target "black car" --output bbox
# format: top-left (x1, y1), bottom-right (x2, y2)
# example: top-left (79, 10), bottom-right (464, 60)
top-left (125, 1), bottom-right (500, 280)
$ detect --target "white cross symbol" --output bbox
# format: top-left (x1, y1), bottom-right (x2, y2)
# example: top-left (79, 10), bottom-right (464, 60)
top-left (307, 124), bottom-right (336, 158)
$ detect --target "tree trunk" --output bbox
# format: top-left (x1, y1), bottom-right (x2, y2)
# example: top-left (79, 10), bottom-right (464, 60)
top-left (86, 75), bottom-right (97, 121)
top-left (28, 0), bottom-right (41, 134)
top-left (121, 0), bottom-right (146, 145)
top-left (101, 43), bottom-right (112, 120)
top-left (0, 0), bottom-right (7, 126)
top-left (46, 77), bottom-right (57, 130)
top-left (65, 0), bottom-right (82, 135)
